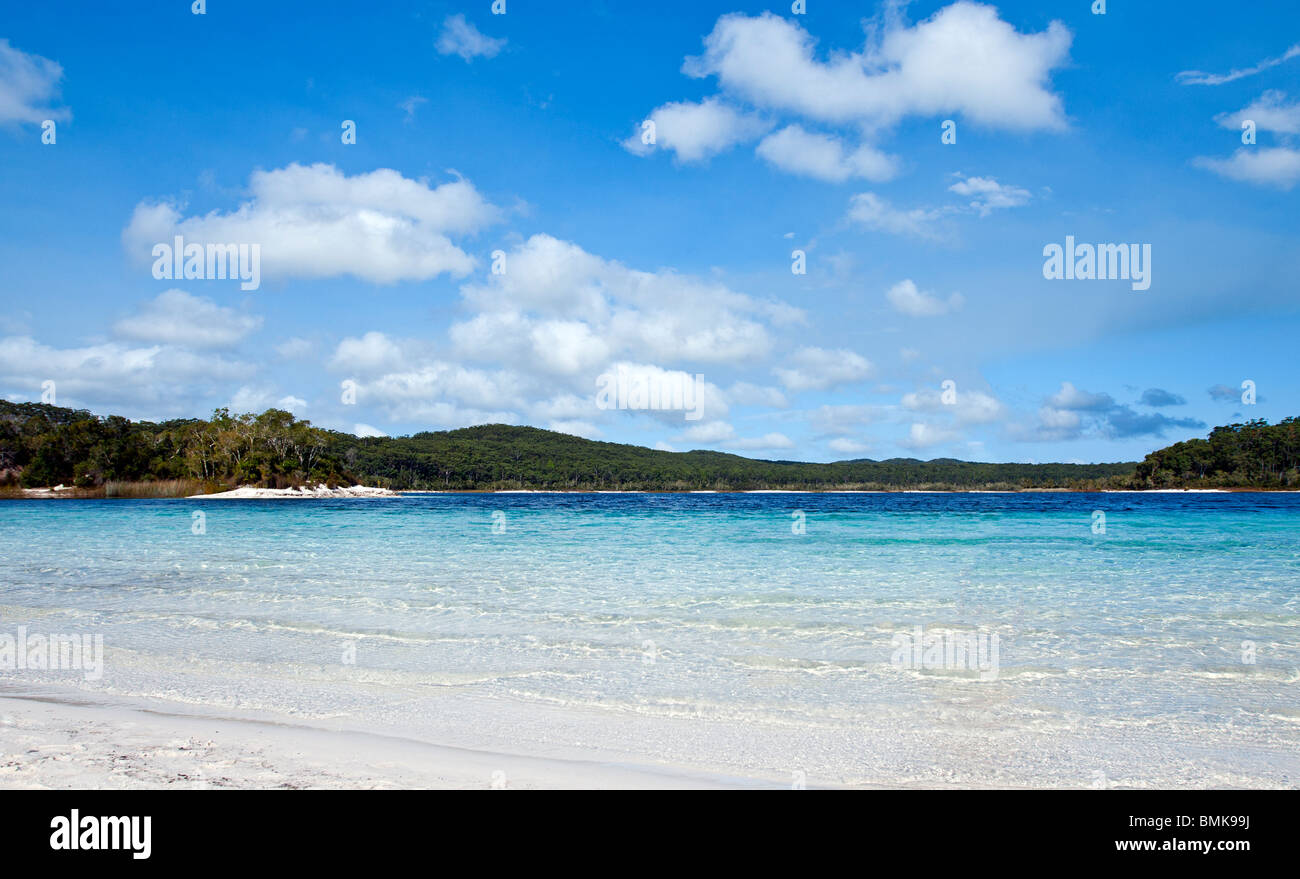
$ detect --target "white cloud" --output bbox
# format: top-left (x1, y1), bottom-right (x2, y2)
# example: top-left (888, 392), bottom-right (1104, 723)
top-left (436, 14), bottom-right (506, 62)
top-left (900, 422), bottom-right (961, 449)
top-left (0, 39), bottom-right (70, 126)
top-left (680, 421), bottom-right (736, 443)
top-left (828, 437), bottom-right (871, 455)
top-left (726, 432), bottom-right (795, 451)
top-left (354, 423), bottom-right (388, 438)
top-left (276, 337), bottom-right (313, 359)
top-left (329, 331), bottom-right (407, 375)
top-left (113, 290), bottom-right (262, 349)
top-left (683, 5), bottom-right (1071, 130)
top-left (810, 404), bottom-right (883, 436)
top-left (625, 97), bottom-right (769, 162)
top-left (1177, 43), bottom-right (1300, 86)
top-left (0, 335), bottom-right (252, 415)
top-left (1047, 381), bottom-right (1114, 412)
top-left (1215, 90), bottom-right (1300, 136)
top-left (1194, 147), bottom-right (1300, 190)
top-left (901, 386), bottom-right (1003, 424)
top-left (755, 125), bottom-right (898, 182)
top-left (350, 363), bottom-right (525, 427)
top-left (529, 320), bottom-right (611, 375)
top-left (1020, 405), bottom-right (1083, 442)
top-left (123, 163), bottom-right (499, 284)
top-left (456, 234), bottom-right (778, 367)
top-left (947, 175), bottom-right (1030, 215)
top-left (547, 420), bottom-right (602, 439)
top-left (727, 381), bottom-right (788, 407)
top-left (1013, 383), bottom-right (1202, 443)
top-left (595, 362), bottom-right (729, 425)
top-left (774, 346), bottom-right (873, 392)
top-left (229, 386), bottom-right (305, 414)
top-left (398, 96), bottom-right (428, 121)
top-left (885, 279), bottom-right (964, 317)
top-left (847, 192), bottom-right (942, 239)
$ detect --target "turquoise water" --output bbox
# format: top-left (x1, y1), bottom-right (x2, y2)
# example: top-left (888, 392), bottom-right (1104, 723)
top-left (1, 492), bottom-right (1297, 786)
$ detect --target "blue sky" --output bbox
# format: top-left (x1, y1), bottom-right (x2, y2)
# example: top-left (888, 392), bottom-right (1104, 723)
top-left (1, 0), bottom-right (1297, 464)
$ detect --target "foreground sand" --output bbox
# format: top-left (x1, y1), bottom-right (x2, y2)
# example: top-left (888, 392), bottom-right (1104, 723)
top-left (0, 695), bottom-right (757, 790)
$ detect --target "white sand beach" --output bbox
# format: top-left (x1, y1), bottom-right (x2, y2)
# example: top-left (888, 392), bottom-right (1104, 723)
top-left (0, 695), bottom-right (757, 790)
top-left (188, 484), bottom-right (398, 499)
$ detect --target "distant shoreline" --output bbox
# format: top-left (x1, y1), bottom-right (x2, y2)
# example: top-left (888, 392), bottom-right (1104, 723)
top-left (11, 485), bottom-right (1284, 500)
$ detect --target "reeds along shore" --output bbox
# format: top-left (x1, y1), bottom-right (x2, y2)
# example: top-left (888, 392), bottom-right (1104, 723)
top-left (2, 479), bottom-right (207, 499)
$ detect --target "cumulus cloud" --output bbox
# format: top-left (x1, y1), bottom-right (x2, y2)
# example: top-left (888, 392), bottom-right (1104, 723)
top-left (828, 437), bottom-right (871, 455)
top-left (327, 330), bottom-right (733, 432)
top-left (682, 5), bottom-right (1071, 130)
top-left (755, 125), bottom-right (898, 182)
top-left (436, 14), bottom-right (505, 62)
top-left (0, 335), bottom-right (252, 416)
top-left (900, 422), bottom-right (962, 450)
top-left (902, 386), bottom-right (1003, 424)
top-left (1047, 381), bottom-right (1114, 412)
top-left (113, 290), bottom-right (262, 349)
top-left (455, 234), bottom-right (780, 368)
top-left (774, 346), bottom-right (873, 392)
top-left (1138, 388), bottom-right (1186, 407)
top-left (345, 359), bottom-right (525, 427)
top-left (885, 279), bottom-right (964, 317)
top-left (1215, 90), bottom-right (1300, 136)
top-left (1193, 147), bottom-right (1300, 189)
top-left (1020, 405), bottom-right (1083, 442)
top-left (809, 403), bottom-right (883, 436)
top-left (0, 39), bottom-right (70, 126)
top-left (329, 331), bottom-right (408, 376)
top-left (847, 192), bottom-right (943, 239)
top-left (596, 361), bottom-right (730, 425)
top-left (1017, 382), bottom-right (1203, 441)
top-left (300, 235), bottom-right (808, 434)
top-left (947, 175), bottom-right (1030, 215)
top-left (624, 97), bottom-right (769, 162)
top-left (353, 423), bottom-right (388, 438)
top-left (122, 163), bottom-right (499, 284)
top-left (679, 421), bottom-right (737, 444)
top-left (230, 386), bottom-right (305, 415)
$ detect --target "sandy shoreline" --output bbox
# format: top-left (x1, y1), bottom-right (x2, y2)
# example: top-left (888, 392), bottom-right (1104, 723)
top-left (11, 486), bottom-right (1286, 499)
top-left (0, 694), bottom-right (765, 790)
top-left (187, 484), bottom-right (399, 499)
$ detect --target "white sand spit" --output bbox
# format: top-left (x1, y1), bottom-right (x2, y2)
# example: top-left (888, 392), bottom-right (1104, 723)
top-left (188, 484), bottom-right (398, 499)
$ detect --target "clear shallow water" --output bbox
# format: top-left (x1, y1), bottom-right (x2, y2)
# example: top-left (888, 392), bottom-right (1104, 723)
top-left (1, 493), bottom-right (1297, 787)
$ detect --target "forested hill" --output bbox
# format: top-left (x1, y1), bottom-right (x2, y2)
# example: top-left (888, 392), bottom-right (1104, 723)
top-left (338, 423), bottom-right (1135, 490)
top-left (3, 400), bottom-right (1297, 493)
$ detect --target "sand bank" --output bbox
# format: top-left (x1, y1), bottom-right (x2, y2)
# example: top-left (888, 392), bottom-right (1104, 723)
top-left (188, 484), bottom-right (398, 499)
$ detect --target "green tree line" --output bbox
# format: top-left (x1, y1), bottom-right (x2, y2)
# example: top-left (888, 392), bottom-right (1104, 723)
top-left (0, 402), bottom-right (350, 490)
top-left (4, 401), bottom-right (1296, 493)
top-left (1132, 418), bottom-right (1300, 488)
